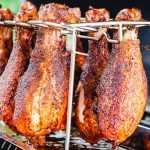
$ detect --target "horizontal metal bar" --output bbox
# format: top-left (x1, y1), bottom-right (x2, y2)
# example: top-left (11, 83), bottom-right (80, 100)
top-left (80, 17), bottom-right (86, 23)
top-left (102, 32), bottom-right (119, 43)
top-left (0, 20), bottom-right (67, 28)
top-left (28, 20), bottom-right (66, 29)
top-left (43, 21), bottom-right (66, 28)
top-left (0, 20), bottom-right (149, 30)
top-left (68, 21), bottom-right (150, 27)
top-left (136, 24), bottom-right (148, 28)
top-left (77, 34), bottom-right (98, 40)
top-left (121, 21), bottom-right (150, 25)
top-left (0, 20), bottom-right (31, 27)
top-left (0, 19), bottom-right (149, 44)
top-left (79, 26), bottom-right (98, 32)
top-left (27, 21), bottom-right (49, 28)
top-left (61, 22), bottom-right (90, 32)
top-left (79, 18), bottom-right (114, 22)
top-left (75, 51), bottom-right (88, 56)
top-left (5, 20), bottom-right (31, 27)
top-left (28, 20), bottom-right (43, 24)
top-left (108, 26), bottom-right (141, 30)
top-left (75, 28), bottom-right (90, 32)
top-left (108, 26), bottom-right (119, 30)
top-left (33, 24), bottom-right (48, 28)
top-left (138, 124), bottom-right (150, 130)
top-left (77, 33), bottom-right (119, 44)
top-left (61, 30), bottom-right (73, 35)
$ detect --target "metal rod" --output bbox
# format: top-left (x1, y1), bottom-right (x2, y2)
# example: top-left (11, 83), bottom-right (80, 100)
top-left (0, 20), bottom-right (150, 32)
top-left (107, 38), bottom-right (119, 44)
top-left (108, 26), bottom-right (119, 30)
top-left (119, 24), bottom-right (123, 42)
top-left (7, 144), bottom-right (12, 150)
top-left (1, 141), bottom-right (6, 148)
top-left (28, 20), bottom-right (49, 28)
top-left (138, 124), bottom-right (150, 130)
top-left (61, 22), bottom-right (98, 32)
top-left (61, 30), bottom-right (72, 35)
top-left (0, 20), bottom-right (31, 27)
top-left (61, 22), bottom-right (89, 32)
top-left (1, 137), bottom-right (25, 150)
top-left (75, 51), bottom-right (88, 56)
top-left (33, 24), bottom-right (48, 28)
top-left (68, 21), bottom-right (150, 27)
top-left (135, 24), bottom-right (148, 28)
top-left (80, 17), bottom-right (86, 22)
top-left (79, 26), bottom-right (98, 32)
top-left (28, 20), bottom-right (66, 29)
top-left (0, 21), bottom-right (7, 25)
top-left (43, 21), bottom-right (66, 29)
top-left (77, 34), bottom-right (99, 40)
top-left (65, 28), bottom-right (77, 150)
top-left (102, 32), bottom-right (119, 43)
top-left (78, 33), bottom-right (119, 43)
top-left (75, 27), bottom-right (90, 32)
top-left (9, 21), bottom-right (31, 27)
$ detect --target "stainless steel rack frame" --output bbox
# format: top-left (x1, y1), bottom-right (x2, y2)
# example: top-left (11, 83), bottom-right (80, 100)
top-left (0, 19), bottom-right (150, 150)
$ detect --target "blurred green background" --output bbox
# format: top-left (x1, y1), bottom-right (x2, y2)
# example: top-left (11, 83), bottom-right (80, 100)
top-left (0, 0), bottom-right (22, 14)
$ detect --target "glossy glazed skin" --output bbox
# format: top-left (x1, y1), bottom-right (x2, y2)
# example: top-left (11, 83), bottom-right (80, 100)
top-left (0, 8), bottom-right (13, 75)
top-left (13, 3), bottom-right (81, 147)
top-left (0, 2), bottom-right (37, 131)
top-left (96, 8), bottom-right (147, 145)
top-left (76, 7), bottom-right (110, 143)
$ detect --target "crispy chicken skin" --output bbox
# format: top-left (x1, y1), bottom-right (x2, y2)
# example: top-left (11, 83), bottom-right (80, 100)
top-left (0, 2), bottom-right (37, 131)
top-left (38, 3), bottom-right (80, 23)
top-left (39, 3), bottom-right (84, 72)
top-left (13, 3), bottom-right (81, 147)
top-left (76, 7), bottom-right (110, 143)
top-left (96, 8), bottom-right (147, 145)
top-left (0, 8), bottom-right (13, 75)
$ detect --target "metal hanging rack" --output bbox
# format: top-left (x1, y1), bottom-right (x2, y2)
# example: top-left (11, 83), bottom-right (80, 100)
top-left (0, 19), bottom-right (150, 150)
top-left (63, 20), bottom-right (150, 150)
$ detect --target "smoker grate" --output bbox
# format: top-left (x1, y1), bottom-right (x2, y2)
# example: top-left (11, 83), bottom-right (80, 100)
top-left (0, 137), bottom-right (24, 150)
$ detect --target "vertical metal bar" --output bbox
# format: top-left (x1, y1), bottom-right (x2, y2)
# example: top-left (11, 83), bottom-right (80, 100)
top-left (65, 29), bottom-right (77, 150)
top-left (1, 141), bottom-right (6, 148)
top-left (7, 144), bottom-right (12, 150)
top-left (119, 23), bottom-right (123, 42)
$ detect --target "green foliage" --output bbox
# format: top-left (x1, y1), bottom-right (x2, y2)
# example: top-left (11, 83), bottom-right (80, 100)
top-left (0, 0), bottom-right (21, 14)
top-left (0, 121), bottom-right (27, 141)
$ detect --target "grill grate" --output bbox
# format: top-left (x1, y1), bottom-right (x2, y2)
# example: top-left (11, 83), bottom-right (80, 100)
top-left (0, 137), bottom-right (24, 150)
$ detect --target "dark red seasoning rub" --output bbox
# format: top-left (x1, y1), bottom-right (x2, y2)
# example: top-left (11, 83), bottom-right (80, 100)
top-left (12, 3), bottom-right (81, 147)
top-left (76, 7), bottom-right (110, 143)
top-left (0, 2), bottom-right (38, 132)
top-left (0, 8), bottom-right (13, 75)
top-left (96, 8), bottom-right (147, 145)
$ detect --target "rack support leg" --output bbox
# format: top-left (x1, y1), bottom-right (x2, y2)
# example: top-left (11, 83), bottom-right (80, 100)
top-left (65, 29), bottom-right (77, 150)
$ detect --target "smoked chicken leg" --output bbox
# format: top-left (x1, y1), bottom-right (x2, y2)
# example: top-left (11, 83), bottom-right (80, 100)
top-left (0, 2), bottom-right (37, 130)
top-left (96, 8), bottom-right (147, 145)
top-left (13, 4), bottom-right (81, 147)
top-left (76, 7), bottom-right (110, 143)
top-left (0, 8), bottom-right (13, 75)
